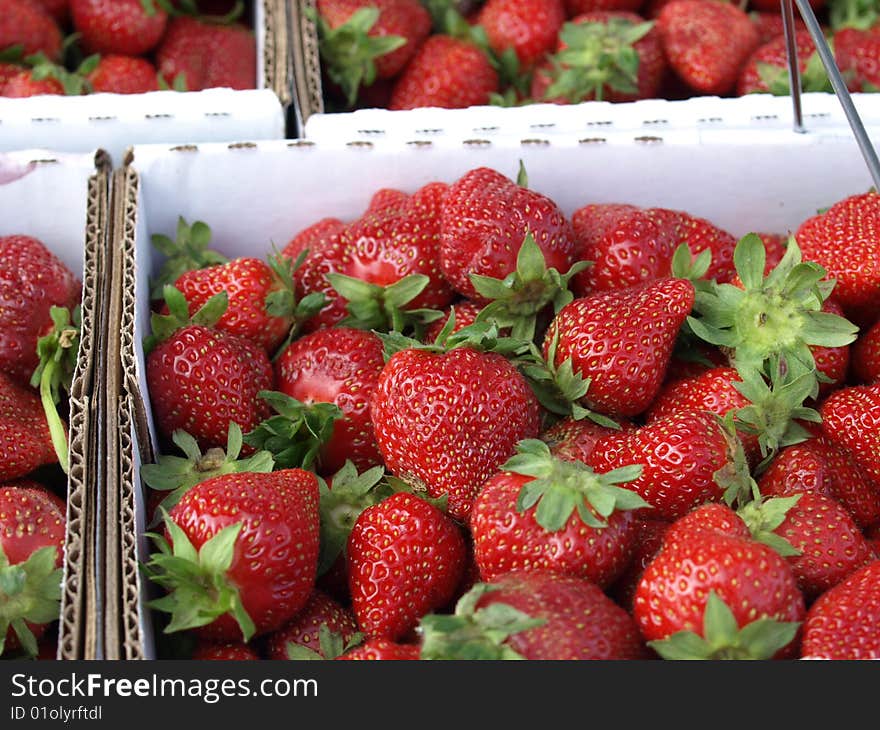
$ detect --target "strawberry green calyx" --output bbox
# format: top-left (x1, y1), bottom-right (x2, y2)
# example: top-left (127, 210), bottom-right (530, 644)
top-left (544, 18), bottom-right (653, 103)
top-left (471, 232), bottom-right (589, 342)
top-left (737, 491), bottom-right (803, 558)
top-left (266, 250), bottom-right (327, 357)
top-left (327, 272), bottom-right (442, 336)
top-left (149, 218), bottom-right (230, 299)
top-left (712, 413), bottom-right (755, 509)
top-left (757, 48), bottom-right (832, 95)
top-left (309, 7), bottom-right (406, 108)
top-left (317, 462), bottom-right (390, 576)
top-left (144, 285), bottom-right (227, 354)
top-left (31, 306), bottom-right (81, 475)
top-left (829, 0), bottom-right (879, 30)
top-left (141, 423), bottom-right (274, 525)
top-left (0, 544), bottom-right (62, 658)
top-left (146, 516), bottom-right (256, 642)
top-left (22, 52), bottom-right (97, 96)
top-left (670, 243), bottom-right (713, 291)
top-left (242, 391), bottom-right (343, 471)
top-left (285, 625), bottom-right (365, 660)
top-left (419, 584), bottom-right (546, 660)
top-left (647, 591), bottom-right (801, 660)
top-left (502, 439), bottom-right (647, 530)
top-left (687, 233), bottom-right (858, 388)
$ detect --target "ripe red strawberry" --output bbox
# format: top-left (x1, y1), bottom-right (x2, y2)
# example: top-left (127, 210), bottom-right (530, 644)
top-left (737, 29), bottom-right (830, 96)
top-left (477, 0), bottom-right (565, 69)
top-left (750, 11), bottom-right (807, 45)
top-left (275, 327), bottom-right (385, 475)
top-left (388, 35), bottom-right (499, 110)
top-left (0, 482), bottom-right (65, 657)
top-left (801, 560), bottom-right (880, 659)
top-left (0, 373), bottom-right (60, 482)
top-left (439, 167), bottom-right (575, 301)
top-left (0, 235), bottom-right (81, 385)
top-left (819, 383), bottom-right (880, 489)
top-left (145, 288), bottom-right (273, 451)
top-left (758, 435), bottom-right (880, 529)
top-left (657, 0), bottom-right (759, 95)
top-left (810, 298), bottom-right (852, 397)
top-left (146, 469), bottom-right (321, 642)
top-left (532, 12), bottom-right (666, 104)
top-left (1, 70), bottom-right (64, 96)
top-left (609, 517), bottom-right (670, 612)
top-left (420, 571), bottom-right (647, 660)
top-left (0, 0), bottom-right (62, 61)
top-left (156, 16), bottom-right (256, 91)
top-left (853, 318), bottom-right (880, 384)
top-left (795, 192), bottom-right (880, 326)
top-left (834, 27), bottom-right (880, 92)
top-left (30, 0), bottom-right (68, 23)
top-left (0, 63), bottom-right (23, 89)
top-left (471, 439), bottom-right (648, 587)
top-left (266, 590), bottom-right (359, 660)
top-left (347, 492), bottom-right (467, 640)
top-left (191, 641), bottom-right (259, 660)
top-left (86, 55), bottom-right (159, 94)
top-left (542, 277), bottom-right (695, 418)
top-left (540, 415), bottom-right (629, 464)
top-left (371, 343), bottom-right (542, 522)
top-left (588, 410), bottom-right (742, 521)
top-left (70, 0), bottom-right (168, 56)
top-left (634, 502), bottom-right (805, 659)
top-left (336, 638), bottom-right (419, 660)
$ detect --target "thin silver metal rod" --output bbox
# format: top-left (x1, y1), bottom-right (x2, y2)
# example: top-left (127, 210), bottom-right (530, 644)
top-left (793, 0), bottom-right (880, 188)
top-left (782, 0), bottom-right (805, 133)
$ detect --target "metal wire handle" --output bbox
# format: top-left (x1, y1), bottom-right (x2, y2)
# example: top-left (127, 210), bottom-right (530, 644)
top-left (783, 0), bottom-right (880, 187)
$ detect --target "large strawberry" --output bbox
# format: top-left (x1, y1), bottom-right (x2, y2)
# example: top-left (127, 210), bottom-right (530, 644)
top-left (420, 571), bottom-right (647, 660)
top-left (800, 559), bottom-right (880, 659)
top-left (542, 277), bottom-right (694, 418)
top-left (144, 287), bottom-right (273, 451)
top-left (347, 492), bottom-right (467, 640)
top-left (470, 439), bottom-right (648, 586)
top-left (265, 590), bottom-right (360, 660)
top-left (635, 502), bottom-right (805, 659)
top-left (819, 383), bottom-right (880, 489)
top-left (853, 317), bottom-right (880, 384)
top-left (86, 55), bottom-right (159, 94)
top-left (145, 469), bottom-right (320, 642)
top-left (0, 373), bottom-right (59, 482)
top-left (70, 0), bottom-right (168, 56)
top-left (370, 333), bottom-right (542, 522)
top-left (0, 0), bottom-right (63, 61)
top-left (388, 35), bottom-right (499, 110)
top-left (657, 0), bottom-right (759, 95)
top-left (0, 482), bottom-right (65, 657)
top-left (477, 0), bottom-right (565, 69)
top-left (737, 29), bottom-right (831, 96)
top-left (834, 26), bottom-right (880, 92)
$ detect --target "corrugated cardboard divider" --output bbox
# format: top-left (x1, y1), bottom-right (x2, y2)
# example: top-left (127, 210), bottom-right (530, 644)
top-left (291, 0), bottom-right (325, 133)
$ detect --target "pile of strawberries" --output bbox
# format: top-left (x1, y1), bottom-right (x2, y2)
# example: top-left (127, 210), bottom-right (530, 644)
top-left (0, 0), bottom-right (257, 98)
top-left (0, 234), bottom-right (83, 659)
top-left (140, 164), bottom-right (880, 661)
top-left (315, 0), bottom-right (880, 111)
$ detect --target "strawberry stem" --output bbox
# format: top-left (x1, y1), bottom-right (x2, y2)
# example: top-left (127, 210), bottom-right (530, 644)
top-left (39, 359), bottom-right (68, 475)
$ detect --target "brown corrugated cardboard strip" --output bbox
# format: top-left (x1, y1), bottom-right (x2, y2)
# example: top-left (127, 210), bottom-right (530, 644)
top-left (291, 0), bottom-right (325, 131)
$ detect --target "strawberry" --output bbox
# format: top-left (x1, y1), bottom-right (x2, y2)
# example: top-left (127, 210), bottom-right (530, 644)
top-left (336, 638), bottom-right (419, 660)
top-left (70, 0), bottom-right (168, 56)
top-left (0, 235), bottom-right (80, 385)
top-left (0, 373), bottom-right (59, 482)
top-left (419, 571), bottom-right (647, 660)
top-left (542, 277), bottom-right (695, 418)
top-left (470, 439), bottom-right (648, 586)
top-left (852, 317), bottom-right (880, 384)
top-left (423, 301), bottom-right (486, 342)
top-left (540, 415), bottom-right (629, 464)
top-left (737, 29), bottom-right (831, 96)
top-left (30, 0), bottom-right (69, 23)
top-left (833, 27), bottom-right (880, 92)
top-left (388, 35), bottom-right (499, 110)
top-left (758, 434), bottom-right (880, 529)
top-left (801, 560), bottom-right (880, 659)
top-left (476, 0), bottom-right (566, 69)
top-left (0, 62), bottom-right (23, 89)
top-left (795, 192), bottom-right (880, 327)
top-left (587, 410), bottom-right (745, 521)
top-left (191, 641), bottom-right (259, 660)
top-left (819, 383), bottom-right (880, 490)
top-left (2, 69), bottom-right (62, 96)
top-left (145, 469), bottom-right (321, 642)
top-left (144, 287), bottom-right (273, 452)
top-left (370, 337), bottom-right (542, 522)
top-left (347, 492), bottom-right (467, 640)
top-left (0, 482), bottom-right (65, 657)
top-left (266, 590), bottom-right (359, 660)
top-left (657, 0), bottom-right (759, 95)
top-left (0, 0), bottom-right (62, 61)
top-left (749, 11), bottom-right (807, 45)
top-left (634, 502), bottom-right (805, 659)
top-left (274, 327), bottom-right (385, 475)
top-left (86, 54), bottom-right (159, 94)
top-left (156, 15), bottom-right (256, 91)
top-left (439, 167), bottom-right (575, 302)
top-left (609, 517), bottom-right (670, 612)
top-left (315, 0), bottom-right (431, 106)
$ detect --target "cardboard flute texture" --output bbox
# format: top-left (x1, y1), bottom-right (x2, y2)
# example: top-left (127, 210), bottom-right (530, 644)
top-left (0, 149), bottom-right (109, 660)
top-left (0, 0), bottom-right (291, 164)
top-left (116, 120), bottom-right (877, 657)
